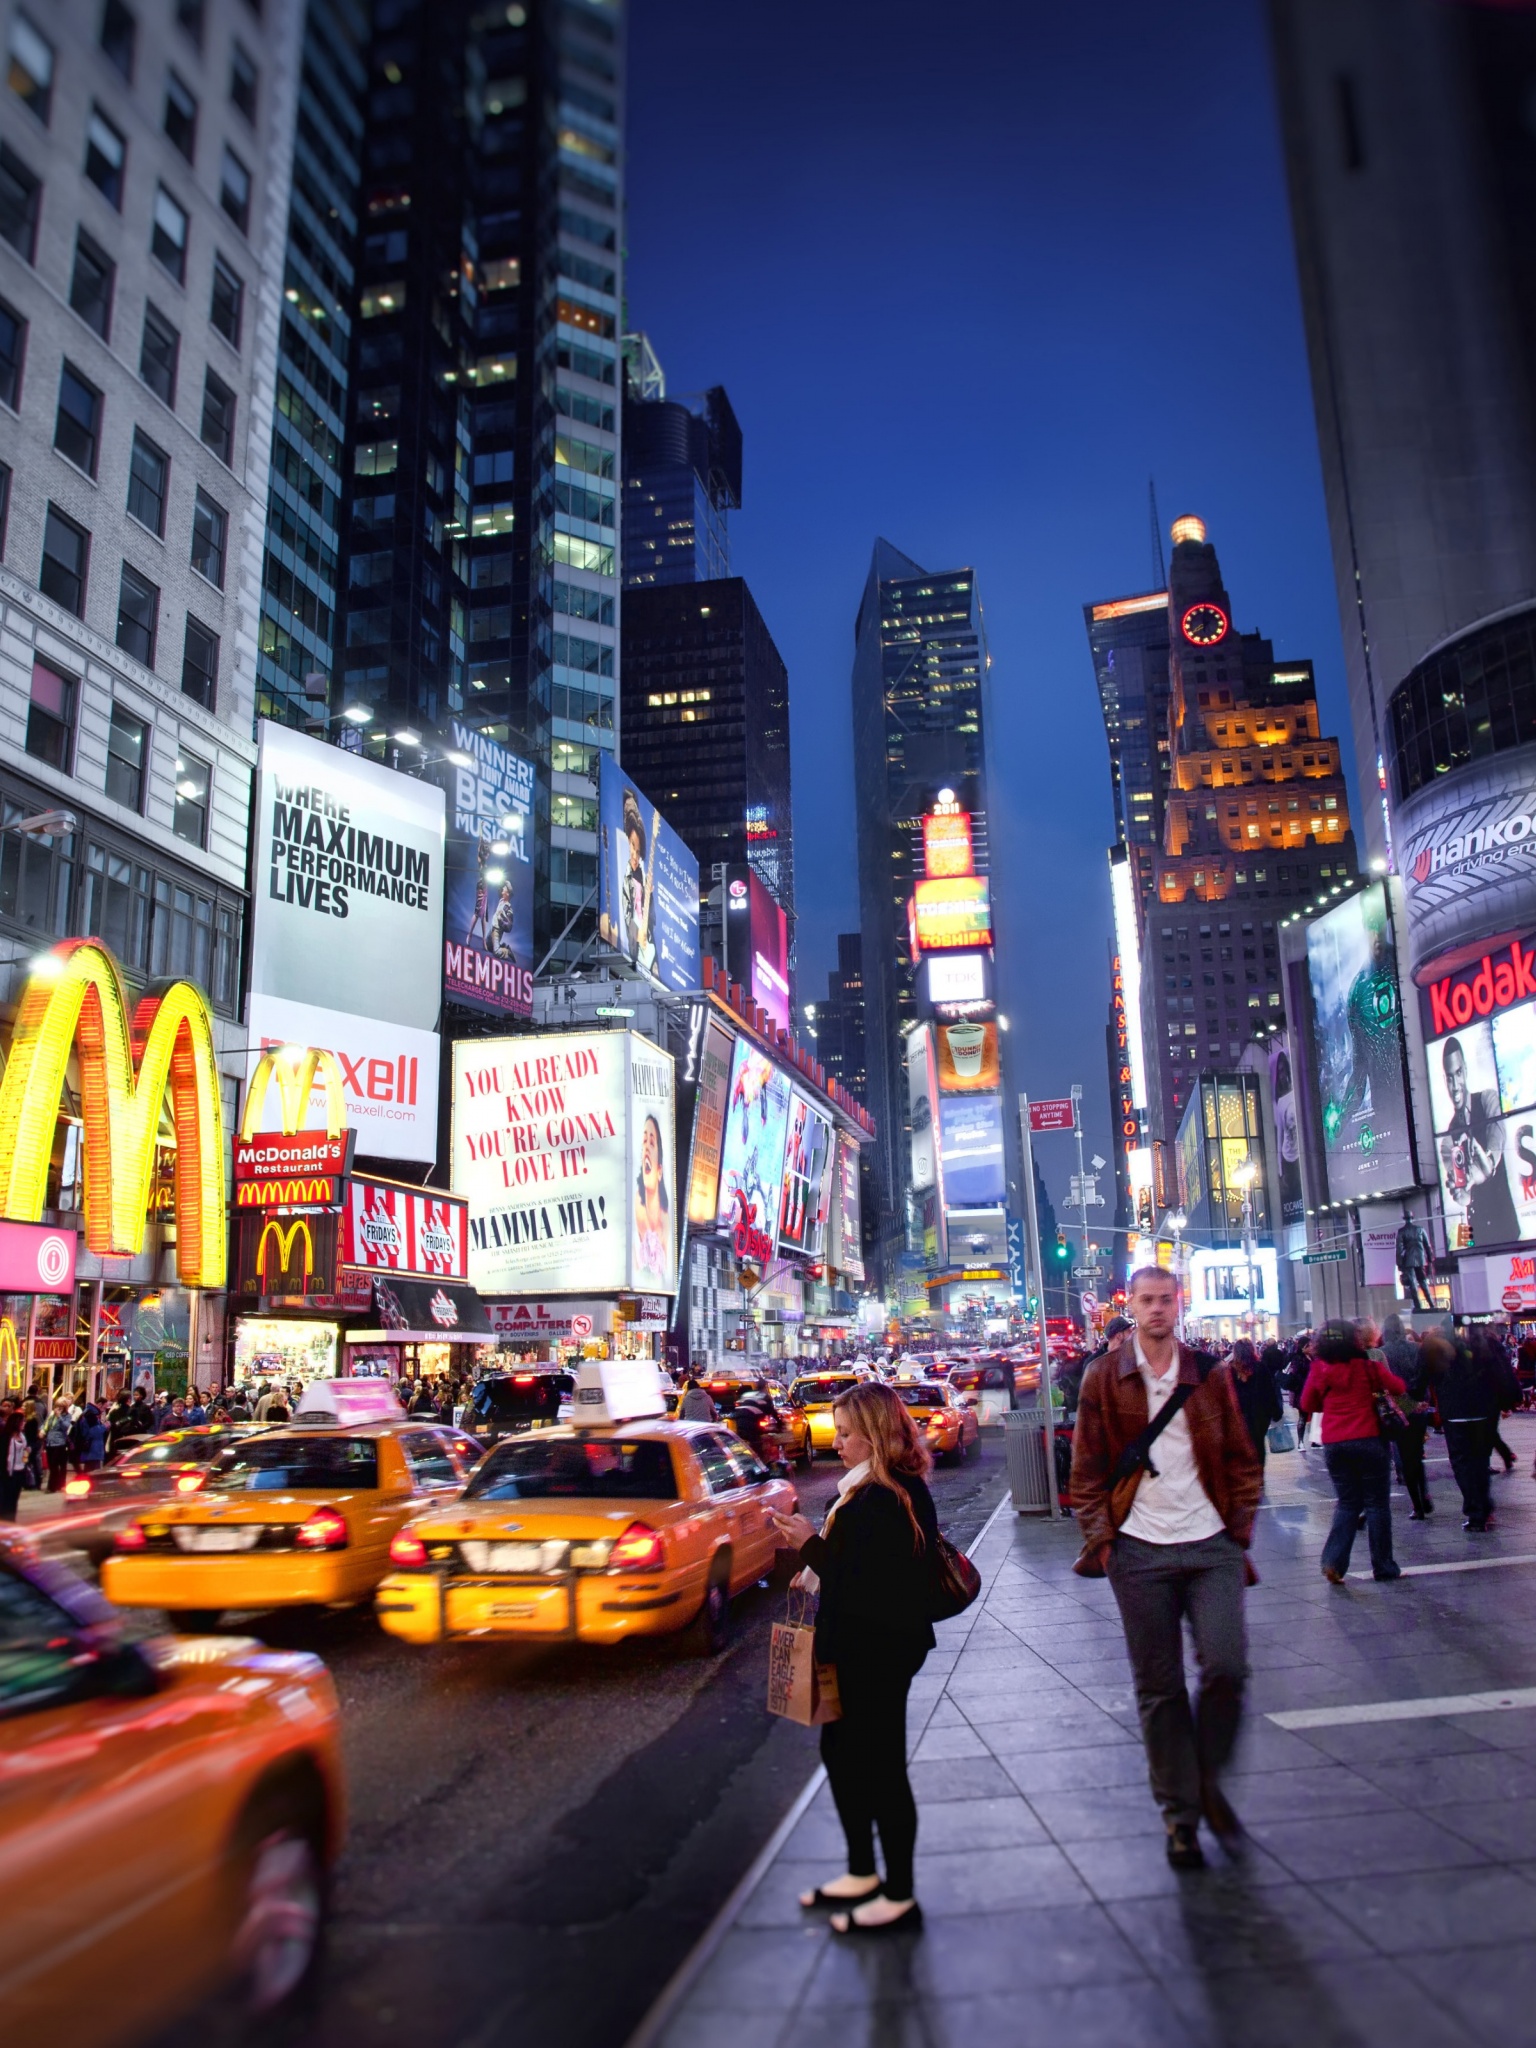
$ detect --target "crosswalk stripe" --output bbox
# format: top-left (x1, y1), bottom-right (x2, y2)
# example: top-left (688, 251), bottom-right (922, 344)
top-left (1269, 1686), bottom-right (1536, 1730)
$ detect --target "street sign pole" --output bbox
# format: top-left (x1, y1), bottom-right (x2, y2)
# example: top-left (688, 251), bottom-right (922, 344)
top-left (1018, 1095), bottom-right (1056, 1503)
top-left (1071, 1083), bottom-right (1090, 1339)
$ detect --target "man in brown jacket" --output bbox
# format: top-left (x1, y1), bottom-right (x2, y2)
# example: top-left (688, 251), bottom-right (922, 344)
top-left (1071, 1266), bottom-right (1263, 1870)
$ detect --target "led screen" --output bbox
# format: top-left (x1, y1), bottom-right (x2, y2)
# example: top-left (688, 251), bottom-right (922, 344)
top-left (937, 1094), bottom-right (1006, 1207)
top-left (714, 1038), bottom-right (793, 1252)
top-left (1304, 883), bottom-right (1416, 1201)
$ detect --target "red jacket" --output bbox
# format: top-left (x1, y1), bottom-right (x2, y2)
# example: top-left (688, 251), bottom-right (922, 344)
top-left (1299, 1355), bottom-right (1404, 1444)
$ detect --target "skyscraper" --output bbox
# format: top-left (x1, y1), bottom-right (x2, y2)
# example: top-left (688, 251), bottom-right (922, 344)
top-left (809, 932), bottom-right (867, 1106)
top-left (1086, 586), bottom-right (1172, 917)
top-left (851, 541), bottom-right (999, 1274)
top-left (620, 344), bottom-right (740, 588)
top-left (337, 0), bottom-right (623, 968)
top-left (257, 0), bottom-right (365, 731)
top-left (0, 0), bottom-right (301, 1047)
top-left (618, 576), bottom-right (794, 931)
top-left (1139, 521), bottom-right (1357, 1167)
top-left (1268, 0), bottom-right (1536, 873)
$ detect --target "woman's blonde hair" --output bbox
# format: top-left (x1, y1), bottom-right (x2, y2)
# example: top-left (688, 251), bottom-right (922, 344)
top-left (832, 1381), bottom-right (932, 1551)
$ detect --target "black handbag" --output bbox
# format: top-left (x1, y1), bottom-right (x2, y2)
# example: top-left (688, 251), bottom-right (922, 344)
top-left (1367, 1362), bottom-right (1408, 1444)
top-left (929, 1531), bottom-right (981, 1621)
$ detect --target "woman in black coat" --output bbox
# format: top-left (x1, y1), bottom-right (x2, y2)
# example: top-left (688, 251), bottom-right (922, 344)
top-left (770, 1380), bottom-right (938, 1937)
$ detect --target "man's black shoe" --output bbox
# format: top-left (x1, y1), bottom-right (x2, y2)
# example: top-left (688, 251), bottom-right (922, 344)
top-left (1201, 1784), bottom-right (1245, 1855)
top-left (1464, 1519), bottom-right (1489, 1532)
top-left (1166, 1823), bottom-right (1205, 1871)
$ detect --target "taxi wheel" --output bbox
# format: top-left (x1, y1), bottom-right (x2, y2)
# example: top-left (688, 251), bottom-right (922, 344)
top-left (683, 1559), bottom-right (731, 1656)
top-left (170, 1608), bottom-right (223, 1633)
top-left (230, 1786), bottom-right (328, 2015)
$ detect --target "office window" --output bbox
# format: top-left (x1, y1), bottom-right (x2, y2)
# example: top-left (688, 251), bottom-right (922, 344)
top-left (174, 0), bottom-right (203, 48)
top-left (0, 463), bottom-right (10, 556)
top-left (181, 615), bottom-right (218, 707)
top-left (40, 508), bottom-right (87, 616)
top-left (54, 363), bottom-right (102, 475)
top-left (105, 702), bottom-right (149, 810)
top-left (116, 562), bottom-right (158, 667)
top-left (26, 654), bottom-right (74, 768)
top-left (84, 107), bottom-right (125, 206)
top-left (100, 0), bottom-right (136, 79)
top-left (69, 230), bottom-right (115, 340)
top-left (164, 71), bottom-right (196, 160)
top-left (151, 875), bottom-right (212, 985)
top-left (0, 298), bottom-right (24, 409)
top-left (139, 304), bottom-right (179, 404)
top-left (6, 13), bottom-right (52, 123)
top-left (219, 147), bottom-right (250, 233)
top-left (0, 146), bottom-right (40, 262)
top-left (151, 186), bottom-right (187, 283)
top-left (229, 42), bottom-right (257, 121)
top-left (82, 844), bottom-right (151, 969)
top-left (172, 749), bottom-right (210, 847)
top-left (360, 281), bottom-right (404, 318)
top-left (126, 428), bottom-right (168, 535)
top-left (200, 371), bottom-right (234, 463)
top-left (190, 488), bottom-right (226, 585)
top-left (209, 255), bottom-right (243, 346)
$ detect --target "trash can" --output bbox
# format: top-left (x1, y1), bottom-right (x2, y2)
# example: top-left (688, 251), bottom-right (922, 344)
top-left (1003, 1407), bottom-right (1053, 1515)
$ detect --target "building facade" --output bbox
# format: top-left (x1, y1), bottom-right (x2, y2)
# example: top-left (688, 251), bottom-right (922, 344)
top-left (809, 931), bottom-right (866, 1104)
top-left (336, 0), bottom-right (624, 969)
top-left (851, 540), bottom-right (1001, 1281)
top-left (620, 348), bottom-right (739, 588)
top-left (256, 0), bottom-right (365, 730)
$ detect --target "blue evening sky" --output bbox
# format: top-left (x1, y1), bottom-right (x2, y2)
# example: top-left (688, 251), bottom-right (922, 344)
top-left (624, 0), bottom-right (1359, 1209)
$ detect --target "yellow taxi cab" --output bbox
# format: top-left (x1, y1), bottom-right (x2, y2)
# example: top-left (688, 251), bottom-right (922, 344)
top-left (0, 1529), bottom-right (343, 2045)
top-left (696, 1371), bottom-right (813, 1469)
top-left (891, 1378), bottom-right (981, 1464)
top-left (786, 1371), bottom-right (863, 1456)
top-left (100, 1384), bottom-right (478, 1629)
top-left (375, 1362), bottom-right (797, 1654)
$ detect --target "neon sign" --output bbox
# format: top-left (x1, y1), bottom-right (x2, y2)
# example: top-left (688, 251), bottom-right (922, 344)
top-left (0, 938), bottom-right (225, 1286)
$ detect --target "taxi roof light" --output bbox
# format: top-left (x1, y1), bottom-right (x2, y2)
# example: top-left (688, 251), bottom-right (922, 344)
top-left (389, 1529), bottom-right (428, 1568)
top-left (295, 1506), bottom-right (349, 1551)
top-left (571, 1360), bottom-right (667, 1429)
top-left (608, 1521), bottom-right (665, 1571)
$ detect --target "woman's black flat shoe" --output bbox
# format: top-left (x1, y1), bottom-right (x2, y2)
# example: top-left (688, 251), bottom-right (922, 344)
top-left (830, 1901), bottom-right (923, 1937)
top-left (800, 1880), bottom-right (881, 1910)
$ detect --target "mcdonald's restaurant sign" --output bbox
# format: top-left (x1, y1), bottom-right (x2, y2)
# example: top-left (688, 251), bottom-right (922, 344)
top-left (235, 1210), bottom-right (342, 1298)
top-left (0, 938), bottom-right (225, 1287)
top-left (234, 1044), bottom-right (355, 1210)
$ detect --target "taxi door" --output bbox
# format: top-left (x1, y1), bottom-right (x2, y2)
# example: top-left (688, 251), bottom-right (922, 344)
top-left (690, 1430), bottom-right (776, 1585)
top-left (0, 1570), bottom-right (233, 2042)
top-left (344, 1435), bottom-right (421, 1583)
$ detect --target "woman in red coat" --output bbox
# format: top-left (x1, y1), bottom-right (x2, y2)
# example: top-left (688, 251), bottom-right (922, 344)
top-left (1300, 1321), bottom-right (1405, 1584)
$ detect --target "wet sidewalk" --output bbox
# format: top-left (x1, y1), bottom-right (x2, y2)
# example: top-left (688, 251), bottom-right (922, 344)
top-left (636, 1416), bottom-right (1536, 2048)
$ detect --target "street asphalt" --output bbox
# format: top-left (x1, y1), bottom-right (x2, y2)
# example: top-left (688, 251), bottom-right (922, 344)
top-left (129, 1437), bottom-right (1008, 2048)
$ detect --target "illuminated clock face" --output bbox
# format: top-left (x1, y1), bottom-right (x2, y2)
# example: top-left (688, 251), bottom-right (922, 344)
top-left (1181, 602), bottom-right (1229, 646)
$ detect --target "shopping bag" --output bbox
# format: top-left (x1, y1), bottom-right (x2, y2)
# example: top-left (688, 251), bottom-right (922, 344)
top-left (1266, 1419), bottom-right (1297, 1455)
top-left (766, 1594), bottom-right (841, 1725)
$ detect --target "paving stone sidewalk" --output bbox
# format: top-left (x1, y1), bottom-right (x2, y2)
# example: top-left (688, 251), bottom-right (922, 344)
top-left (641, 1415), bottom-right (1536, 2048)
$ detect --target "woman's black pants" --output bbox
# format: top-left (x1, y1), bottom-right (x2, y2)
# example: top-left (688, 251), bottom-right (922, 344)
top-left (821, 1640), bottom-right (926, 1900)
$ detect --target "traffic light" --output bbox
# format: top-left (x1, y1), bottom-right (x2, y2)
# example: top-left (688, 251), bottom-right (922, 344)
top-left (1054, 1231), bottom-right (1069, 1263)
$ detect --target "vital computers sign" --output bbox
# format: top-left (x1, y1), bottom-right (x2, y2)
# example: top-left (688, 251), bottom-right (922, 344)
top-left (0, 938), bottom-right (225, 1286)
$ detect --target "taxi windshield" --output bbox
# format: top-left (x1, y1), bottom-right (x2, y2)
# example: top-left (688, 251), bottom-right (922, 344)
top-left (791, 1378), bottom-right (857, 1407)
top-left (207, 1436), bottom-right (380, 1491)
top-left (464, 1438), bottom-right (679, 1502)
top-left (893, 1385), bottom-right (946, 1408)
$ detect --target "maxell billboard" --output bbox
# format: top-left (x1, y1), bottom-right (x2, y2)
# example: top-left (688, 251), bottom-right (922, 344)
top-left (248, 723), bottom-right (445, 1162)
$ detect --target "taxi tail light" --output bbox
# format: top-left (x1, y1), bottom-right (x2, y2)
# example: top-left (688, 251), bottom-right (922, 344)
top-left (175, 1473), bottom-right (204, 1493)
top-left (114, 1522), bottom-right (147, 1551)
top-left (609, 1521), bottom-right (665, 1571)
top-left (389, 1529), bottom-right (428, 1568)
top-left (295, 1506), bottom-right (349, 1551)
top-left (63, 1477), bottom-right (91, 1498)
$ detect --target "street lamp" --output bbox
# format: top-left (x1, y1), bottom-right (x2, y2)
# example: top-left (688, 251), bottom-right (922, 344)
top-left (1230, 1161), bottom-right (1260, 1341)
top-left (3, 809), bottom-right (76, 839)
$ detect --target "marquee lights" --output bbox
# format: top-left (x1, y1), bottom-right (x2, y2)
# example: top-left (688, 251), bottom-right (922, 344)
top-left (0, 938), bottom-right (226, 1286)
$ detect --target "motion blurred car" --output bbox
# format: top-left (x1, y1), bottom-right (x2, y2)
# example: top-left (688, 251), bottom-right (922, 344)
top-left (462, 1369), bottom-right (576, 1443)
top-left (375, 1421), bottom-right (797, 1654)
top-left (948, 1361), bottom-right (1015, 1425)
top-left (785, 1372), bottom-right (863, 1456)
top-left (890, 1380), bottom-right (981, 1464)
top-left (697, 1373), bottom-right (813, 1469)
top-left (56, 1424), bottom-right (271, 1562)
top-left (100, 1420), bottom-right (478, 1630)
top-left (0, 1530), bottom-right (343, 2044)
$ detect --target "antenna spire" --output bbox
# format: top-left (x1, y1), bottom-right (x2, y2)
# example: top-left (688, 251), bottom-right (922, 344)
top-left (1149, 478), bottom-right (1167, 587)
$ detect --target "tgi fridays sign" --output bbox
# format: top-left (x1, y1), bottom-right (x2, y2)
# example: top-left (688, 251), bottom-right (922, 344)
top-left (342, 1178), bottom-right (468, 1281)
